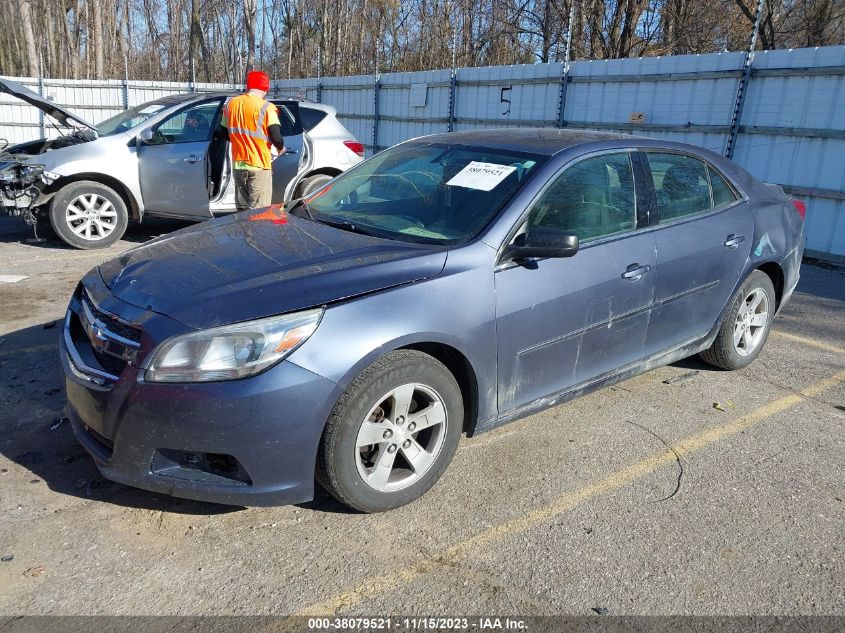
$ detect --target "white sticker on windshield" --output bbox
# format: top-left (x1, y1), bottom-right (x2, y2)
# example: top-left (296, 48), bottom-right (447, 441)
top-left (138, 105), bottom-right (164, 115)
top-left (446, 161), bottom-right (517, 191)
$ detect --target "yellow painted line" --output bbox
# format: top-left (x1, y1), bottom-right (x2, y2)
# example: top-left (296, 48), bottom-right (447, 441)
top-left (772, 330), bottom-right (845, 356)
top-left (297, 369), bottom-right (845, 616)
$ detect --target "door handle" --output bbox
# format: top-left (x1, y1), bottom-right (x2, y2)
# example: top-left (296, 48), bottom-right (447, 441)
top-left (183, 155), bottom-right (201, 164)
top-left (283, 149), bottom-right (298, 155)
top-left (621, 263), bottom-right (651, 280)
top-left (724, 234), bottom-right (745, 248)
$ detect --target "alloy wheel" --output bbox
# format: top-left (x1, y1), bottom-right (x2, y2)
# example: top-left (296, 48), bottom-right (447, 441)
top-left (355, 383), bottom-right (448, 492)
top-left (733, 288), bottom-right (770, 356)
top-left (65, 193), bottom-right (118, 241)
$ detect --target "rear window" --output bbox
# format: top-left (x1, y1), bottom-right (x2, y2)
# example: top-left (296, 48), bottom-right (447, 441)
top-left (272, 102), bottom-right (303, 136)
top-left (709, 166), bottom-right (739, 207)
top-left (300, 107), bottom-right (328, 131)
top-left (645, 152), bottom-right (712, 222)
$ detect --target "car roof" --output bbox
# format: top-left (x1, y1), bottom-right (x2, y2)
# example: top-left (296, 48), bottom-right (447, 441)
top-left (292, 102), bottom-right (335, 114)
top-left (407, 128), bottom-right (634, 156)
top-left (153, 92), bottom-right (323, 104)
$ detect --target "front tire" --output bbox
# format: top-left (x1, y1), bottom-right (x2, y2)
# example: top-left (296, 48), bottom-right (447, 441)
top-left (317, 350), bottom-right (463, 512)
top-left (700, 270), bottom-right (775, 370)
top-left (49, 180), bottom-right (128, 249)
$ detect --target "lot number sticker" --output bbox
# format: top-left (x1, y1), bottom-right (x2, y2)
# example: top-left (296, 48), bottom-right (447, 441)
top-left (446, 161), bottom-right (516, 191)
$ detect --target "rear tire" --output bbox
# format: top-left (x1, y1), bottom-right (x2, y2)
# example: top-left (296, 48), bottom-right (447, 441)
top-left (49, 180), bottom-right (128, 249)
top-left (317, 350), bottom-right (463, 513)
top-left (700, 270), bottom-right (775, 370)
top-left (298, 173), bottom-right (334, 198)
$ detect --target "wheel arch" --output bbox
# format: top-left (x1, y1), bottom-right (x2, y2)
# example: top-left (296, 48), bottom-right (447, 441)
top-left (319, 334), bottom-right (483, 440)
top-left (755, 261), bottom-right (785, 310)
top-left (705, 259), bottom-right (786, 353)
top-left (292, 167), bottom-right (342, 198)
top-left (45, 173), bottom-right (141, 221)
top-left (400, 342), bottom-right (480, 437)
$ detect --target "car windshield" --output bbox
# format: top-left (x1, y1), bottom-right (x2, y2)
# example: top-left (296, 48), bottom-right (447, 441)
top-left (96, 102), bottom-right (170, 136)
top-left (303, 142), bottom-right (546, 244)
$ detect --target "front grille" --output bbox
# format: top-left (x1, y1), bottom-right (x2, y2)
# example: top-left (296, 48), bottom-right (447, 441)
top-left (81, 293), bottom-right (142, 345)
top-left (64, 288), bottom-right (144, 382)
top-left (92, 349), bottom-right (128, 376)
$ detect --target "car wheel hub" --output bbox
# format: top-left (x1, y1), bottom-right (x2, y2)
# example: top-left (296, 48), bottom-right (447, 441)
top-left (733, 288), bottom-right (769, 357)
top-left (355, 383), bottom-right (448, 492)
top-left (66, 193), bottom-right (118, 241)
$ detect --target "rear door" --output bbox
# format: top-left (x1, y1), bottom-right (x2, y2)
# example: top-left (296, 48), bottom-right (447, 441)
top-left (641, 151), bottom-right (753, 355)
top-left (270, 100), bottom-right (305, 202)
top-left (137, 98), bottom-right (223, 217)
top-left (495, 151), bottom-right (657, 413)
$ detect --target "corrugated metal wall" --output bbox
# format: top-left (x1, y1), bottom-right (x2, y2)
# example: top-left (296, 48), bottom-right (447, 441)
top-left (0, 77), bottom-right (236, 144)
top-left (2, 45), bottom-right (844, 259)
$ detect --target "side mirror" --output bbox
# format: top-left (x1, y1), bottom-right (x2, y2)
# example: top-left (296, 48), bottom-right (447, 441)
top-left (505, 228), bottom-right (579, 261)
top-left (138, 128), bottom-right (155, 144)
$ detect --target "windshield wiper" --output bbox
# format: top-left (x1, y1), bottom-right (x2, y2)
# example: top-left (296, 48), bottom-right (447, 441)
top-left (316, 218), bottom-right (378, 237)
top-left (286, 197), bottom-right (315, 220)
top-left (287, 199), bottom-right (377, 236)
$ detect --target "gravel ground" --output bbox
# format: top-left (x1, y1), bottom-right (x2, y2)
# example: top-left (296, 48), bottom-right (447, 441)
top-left (0, 216), bottom-right (842, 618)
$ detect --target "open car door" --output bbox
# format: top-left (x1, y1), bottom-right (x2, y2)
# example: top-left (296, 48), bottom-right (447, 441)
top-left (270, 100), bottom-right (305, 203)
top-left (137, 98), bottom-right (223, 218)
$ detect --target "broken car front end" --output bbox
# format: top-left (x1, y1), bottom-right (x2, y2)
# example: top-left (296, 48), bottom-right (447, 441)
top-left (0, 154), bottom-right (58, 231)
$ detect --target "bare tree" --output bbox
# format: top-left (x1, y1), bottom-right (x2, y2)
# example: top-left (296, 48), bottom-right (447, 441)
top-left (17, 0), bottom-right (39, 77)
top-left (1, 0), bottom-right (843, 81)
top-left (244, 0), bottom-right (258, 70)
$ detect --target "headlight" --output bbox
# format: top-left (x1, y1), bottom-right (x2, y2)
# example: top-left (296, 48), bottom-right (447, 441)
top-left (143, 308), bottom-right (323, 383)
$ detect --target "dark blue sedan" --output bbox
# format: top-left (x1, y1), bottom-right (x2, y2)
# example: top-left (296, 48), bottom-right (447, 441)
top-left (60, 129), bottom-right (805, 512)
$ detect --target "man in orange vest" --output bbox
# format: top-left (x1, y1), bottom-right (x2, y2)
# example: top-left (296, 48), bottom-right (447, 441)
top-left (218, 70), bottom-right (285, 210)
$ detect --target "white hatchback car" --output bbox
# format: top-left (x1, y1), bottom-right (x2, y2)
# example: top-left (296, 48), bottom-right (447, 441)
top-left (0, 79), bottom-right (364, 249)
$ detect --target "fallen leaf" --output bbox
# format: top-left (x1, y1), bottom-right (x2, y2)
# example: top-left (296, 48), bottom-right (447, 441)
top-left (23, 565), bottom-right (46, 578)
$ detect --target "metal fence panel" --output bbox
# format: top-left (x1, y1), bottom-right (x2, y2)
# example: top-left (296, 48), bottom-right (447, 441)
top-left (2, 45), bottom-right (844, 259)
top-left (732, 47), bottom-right (845, 259)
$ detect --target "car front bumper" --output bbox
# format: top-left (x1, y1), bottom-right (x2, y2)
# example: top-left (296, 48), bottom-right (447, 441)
top-left (60, 285), bottom-right (338, 507)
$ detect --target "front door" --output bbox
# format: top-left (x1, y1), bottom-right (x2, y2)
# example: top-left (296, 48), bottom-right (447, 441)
top-left (495, 151), bottom-right (657, 414)
top-left (138, 98), bottom-right (223, 217)
top-left (640, 151), bottom-right (754, 355)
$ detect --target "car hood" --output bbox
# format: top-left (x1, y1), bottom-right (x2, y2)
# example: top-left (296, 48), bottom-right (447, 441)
top-left (0, 78), bottom-right (98, 132)
top-left (98, 210), bottom-right (448, 330)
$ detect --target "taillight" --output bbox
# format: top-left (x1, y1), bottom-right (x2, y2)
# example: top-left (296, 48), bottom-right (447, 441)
top-left (791, 199), bottom-right (806, 221)
top-left (343, 140), bottom-right (365, 157)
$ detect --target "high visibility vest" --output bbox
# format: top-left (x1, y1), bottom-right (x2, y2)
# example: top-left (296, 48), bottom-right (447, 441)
top-left (225, 94), bottom-right (277, 170)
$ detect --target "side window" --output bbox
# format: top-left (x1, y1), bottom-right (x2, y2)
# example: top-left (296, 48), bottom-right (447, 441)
top-left (152, 101), bottom-right (220, 144)
top-left (646, 152), bottom-right (711, 221)
top-left (709, 166), bottom-right (739, 207)
top-left (271, 101), bottom-right (304, 136)
top-left (527, 152), bottom-right (636, 243)
top-left (299, 106), bottom-right (328, 131)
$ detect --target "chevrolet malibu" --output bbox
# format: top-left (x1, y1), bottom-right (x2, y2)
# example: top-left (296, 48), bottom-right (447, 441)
top-left (60, 129), bottom-right (805, 512)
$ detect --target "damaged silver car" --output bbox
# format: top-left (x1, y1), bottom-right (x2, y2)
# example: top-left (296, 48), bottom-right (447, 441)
top-left (0, 79), bottom-right (363, 249)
